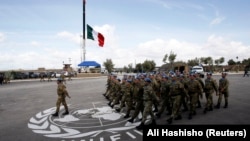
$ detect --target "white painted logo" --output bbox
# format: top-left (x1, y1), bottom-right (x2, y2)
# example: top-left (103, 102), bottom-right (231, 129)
top-left (28, 102), bottom-right (143, 140)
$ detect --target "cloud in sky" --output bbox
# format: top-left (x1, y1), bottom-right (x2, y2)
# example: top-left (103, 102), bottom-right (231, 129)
top-left (0, 33), bottom-right (5, 42)
top-left (0, 0), bottom-right (249, 71)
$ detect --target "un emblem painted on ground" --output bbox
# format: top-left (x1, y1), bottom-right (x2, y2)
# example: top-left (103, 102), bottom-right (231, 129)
top-left (27, 102), bottom-right (143, 140)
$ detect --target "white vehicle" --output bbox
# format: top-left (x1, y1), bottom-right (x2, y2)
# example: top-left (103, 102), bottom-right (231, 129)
top-left (191, 65), bottom-right (205, 78)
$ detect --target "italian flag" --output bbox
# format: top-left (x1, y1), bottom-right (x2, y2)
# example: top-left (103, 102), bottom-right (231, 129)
top-left (87, 24), bottom-right (105, 47)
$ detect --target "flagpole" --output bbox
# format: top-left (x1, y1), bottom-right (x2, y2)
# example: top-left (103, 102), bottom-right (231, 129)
top-left (82, 0), bottom-right (86, 62)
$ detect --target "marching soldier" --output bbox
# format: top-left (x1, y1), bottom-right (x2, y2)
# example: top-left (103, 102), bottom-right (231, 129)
top-left (186, 74), bottom-right (203, 120)
top-left (166, 74), bottom-right (185, 124)
top-left (194, 72), bottom-right (204, 108)
top-left (215, 72), bottom-right (229, 108)
top-left (116, 79), bottom-right (133, 118)
top-left (136, 78), bottom-right (159, 130)
top-left (203, 72), bottom-right (218, 113)
top-left (155, 75), bottom-right (171, 118)
top-left (52, 78), bottom-right (71, 117)
top-left (127, 77), bottom-right (144, 123)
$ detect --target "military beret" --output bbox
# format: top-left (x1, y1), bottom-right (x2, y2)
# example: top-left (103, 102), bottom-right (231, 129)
top-left (144, 78), bottom-right (151, 83)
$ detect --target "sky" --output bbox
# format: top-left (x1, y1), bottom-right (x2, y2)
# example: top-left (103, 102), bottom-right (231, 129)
top-left (0, 0), bottom-right (250, 71)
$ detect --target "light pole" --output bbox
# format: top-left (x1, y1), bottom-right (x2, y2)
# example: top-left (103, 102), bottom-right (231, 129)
top-left (236, 56), bottom-right (239, 72)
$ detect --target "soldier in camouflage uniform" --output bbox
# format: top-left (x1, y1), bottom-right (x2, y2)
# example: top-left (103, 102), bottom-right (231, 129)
top-left (215, 72), bottom-right (230, 108)
top-left (136, 78), bottom-right (159, 130)
top-left (110, 78), bottom-right (121, 108)
top-left (107, 77), bottom-right (120, 107)
top-left (116, 79), bottom-right (133, 118)
top-left (127, 77), bottom-right (144, 123)
top-left (156, 75), bottom-right (171, 118)
top-left (195, 72), bottom-right (204, 108)
top-left (103, 75), bottom-right (113, 99)
top-left (186, 74), bottom-right (203, 119)
top-left (179, 74), bottom-right (189, 112)
top-left (166, 74), bottom-right (185, 124)
top-left (52, 78), bottom-right (71, 116)
top-left (149, 74), bottom-right (160, 112)
top-left (203, 72), bottom-right (218, 113)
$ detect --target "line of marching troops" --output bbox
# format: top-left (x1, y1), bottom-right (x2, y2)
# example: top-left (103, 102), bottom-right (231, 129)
top-left (103, 71), bottom-right (229, 130)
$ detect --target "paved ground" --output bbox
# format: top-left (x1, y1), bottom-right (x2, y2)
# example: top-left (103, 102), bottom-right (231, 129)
top-left (0, 74), bottom-right (250, 141)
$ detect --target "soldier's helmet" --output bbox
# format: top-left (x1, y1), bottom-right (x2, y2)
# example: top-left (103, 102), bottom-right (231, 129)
top-left (144, 78), bottom-right (151, 83)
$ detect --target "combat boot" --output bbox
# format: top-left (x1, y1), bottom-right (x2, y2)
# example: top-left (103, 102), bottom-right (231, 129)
top-left (155, 113), bottom-right (161, 118)
top-left (166, 117), bottom-right (173, 124)
top-left (153, 106), bottom-right (158, 113)
top-left (188, 113), bottom-right (192, 120)
top-left (203, 108), bottom-right (208, 114)
top-left (115, 108), bottom-right (121, 112)
top-left (127, 118), bottom-right (134, 123)
top-left (62, 111), bottom-right (69, 115)
top-left (192, 111), bottom-right (196, 115)
top-left (124, 114), bottom-right (130, 118)
top-left (52, 112), bottom-right (58, 117)
top-left (166, 110), bottom-right (172, 115)
top-left (208, 106), bottom-right (213, 111)
top-left (174, 115), bottom-right (182, 120)
top-left (150, 119), bottom-right (157, 126)
top-left (196, 101), bottom-right (202, 108)
top-left (110, 104), bottom-right (114, 109)
top-left (215, 103), bottom-right (220, 109)
top-left (108, 101), bottom-right (111, 106)
top-left (136, 122), bottom-right (144, 130)
top-left (223, 102), bottom-right (228, 108)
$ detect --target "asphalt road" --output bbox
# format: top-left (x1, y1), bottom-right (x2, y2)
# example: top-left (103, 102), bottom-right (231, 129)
top-left (0, 74), bottom-right (250, 141)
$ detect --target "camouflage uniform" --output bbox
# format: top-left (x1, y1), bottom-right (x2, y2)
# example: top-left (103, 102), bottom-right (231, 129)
top-left (203, 73), bottom-right (218, 113)
top-left (136, 78), bottom-right (158, 130)
top-left (215, 73), bottom-right (229, 108)
top-left (108, 79), bottom-right (120, 106)
top-left (156, 76), bottom-right (171, 118)
top-left (195, 74), bottom-right (204, 108)
top-left (179, 75), bottom-right (189, 112)
top-left (150, 75), bottom-right (160, 112)
top-left (166, 75), bottom-right (185, 124)
top-left (187, 75), bottom-right (203, 119)
top-left (52, 79), bottom-right (71, 116)
top-left (116, 80), bottom-right (132, 115)
top-left (127, 79), bottom-right (144, 123)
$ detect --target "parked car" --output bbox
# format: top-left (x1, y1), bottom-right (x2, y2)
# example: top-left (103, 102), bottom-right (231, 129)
top-left (52, 72), bottom-right (62, 78)
top-left (191, 65), bottom-right (205, 78)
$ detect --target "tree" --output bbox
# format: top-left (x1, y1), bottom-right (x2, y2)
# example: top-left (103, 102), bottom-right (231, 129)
top-left (219, 57), bottom-right (225, 64)
top-left (162, 54), bottom-right (168, 64)
top-left (135, 63), bottom-right (143, 73)
top-left (187, 57), bottom-right (199, 66)
top-left (227, 59), bottom-right (236, 65)
top-left (128, 63), bottom-right (133, 73)
top-left (168, 51), bottom-right (177, 71)
top-left (142, 60), bottom-right (156, 72)
top-left (123, 66), bottom-right (128, 73)
top-left (103, 59), bottom-right (114, 73)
